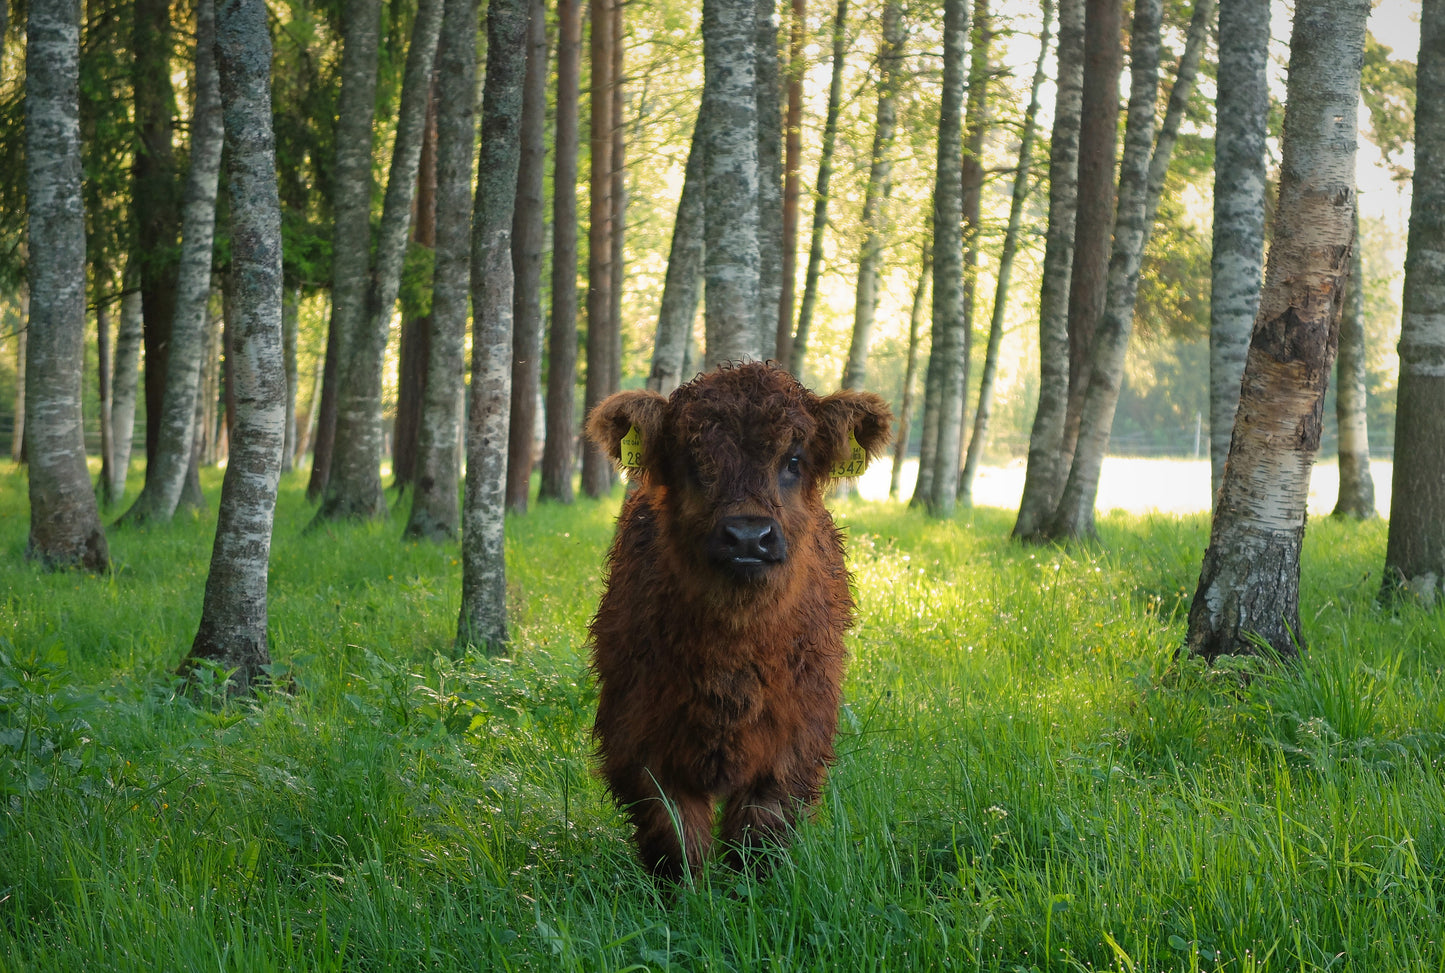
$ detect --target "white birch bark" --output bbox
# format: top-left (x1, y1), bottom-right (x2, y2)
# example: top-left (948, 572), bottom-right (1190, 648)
top-left (1332, 204), bottom-right (1375, 519)
top-left (1186, 0), bottom-right (1369, 660)
top-left (108, 283), bottom-right (143, 498)
top-left (648, 113), bottom-right (706, 396)
top-left (754, 0), bottom-right (785, 351)
top-left (458, 0), bottom-right (527, 651)
top-left (24, 0), bottom-right (108, 570)
top-left (10, 284), bottom-right (24, 463)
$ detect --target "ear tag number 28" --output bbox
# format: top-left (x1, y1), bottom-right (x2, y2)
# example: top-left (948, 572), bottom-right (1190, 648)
top-left (620, 425), bottom-right (645, 470)
top-left (831, 432), bottom-right (868, 478)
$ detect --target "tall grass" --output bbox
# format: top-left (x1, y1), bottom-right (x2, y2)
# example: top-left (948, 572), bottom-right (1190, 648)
top-left (1, 465), bottom-right (1442, 970)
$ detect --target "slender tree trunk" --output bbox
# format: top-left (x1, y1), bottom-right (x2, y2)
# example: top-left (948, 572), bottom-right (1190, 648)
top-left (281, 284), bottom-right (298, 472)
top-left (1381, 0), bottom-right (1445, 600)
top-left (1185, 0), bottom-right (1369, 661)
top-left (317, 0), bottom-right (443, 523)
top-left (394, 87), bottom-right (439, 492)
top-left (890, 240), bottom-right (931, 499)
top-left (912, 0), bottom-right (968, 518)
top-left (841, 0), bottom-right (904, 392)
top-left (507, 0), bottom-right (548, 513)
top-left (701, 0), bottom-right (763, 366)
top-left (405, 0), bottom-right (479, 541)
top-left (607, 0), bottom-right (625, 402)
top-left (581, 0), bottom-right (617, 497)
top-left (755, 0), bottom-right (785, 352)
top-left (459, 0), bottom-right (527, 652)
top-left (1209, 0), bottom-right (1270, 505)
top-left (1333, 206), bottom-right (1375, 519)
top-left (648, 113), bottom-right (706, 395)
top-left (777, 0), bottom-right (806, 362)
top-left (789, 0), bottom-right (846, 377)
top-left (24, 0), bottom-right (108, 571)
top-left (1044, 0), bottom-right (1163, 541)
top-left (539, 0), bottom-right (582, 503)
top-left (119, 0), bottom-right (224, 526)
top-left (184, 0), bottom-right (285, 693)
top-left (1013, 0), bottom-right (1083, 539)
top-left (961, 0), bottom-right (1052, 506)
top-left (306, 318), bottom-right (339, 498)
top-left (110, 281), bottom-right (142, 497)
top-left (97, 290), bottom-right (114, 506)
top-left (11, 284), bottom-right (25, 463)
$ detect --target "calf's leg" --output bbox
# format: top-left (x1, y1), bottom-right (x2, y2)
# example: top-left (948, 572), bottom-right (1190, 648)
top-left (611, 766), bottom-right (715, 879)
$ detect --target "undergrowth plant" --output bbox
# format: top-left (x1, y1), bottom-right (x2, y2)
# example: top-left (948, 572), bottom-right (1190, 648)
top-left (0, 465), bottom-right (1441, 971)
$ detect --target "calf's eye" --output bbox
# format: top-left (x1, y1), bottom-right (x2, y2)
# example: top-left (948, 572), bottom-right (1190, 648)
top-left (786, 455), bottom-right (802, 475)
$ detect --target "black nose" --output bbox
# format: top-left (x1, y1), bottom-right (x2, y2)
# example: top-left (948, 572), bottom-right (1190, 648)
top-left (710, 515), bottom-right (788, 571)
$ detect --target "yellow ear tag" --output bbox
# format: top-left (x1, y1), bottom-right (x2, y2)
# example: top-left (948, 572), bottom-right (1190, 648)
top-left (619, 425), bottom-right (644, 470)
top-left (831, 432), bottom-right (868, 478)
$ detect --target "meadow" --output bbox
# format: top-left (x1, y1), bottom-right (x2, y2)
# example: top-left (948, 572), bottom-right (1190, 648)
top-left (1, 464), bottom-right (1442, 971)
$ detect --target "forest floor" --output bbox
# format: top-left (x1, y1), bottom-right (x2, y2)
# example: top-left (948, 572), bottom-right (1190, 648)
top-left (0, 462), bottom-right (1440, 971)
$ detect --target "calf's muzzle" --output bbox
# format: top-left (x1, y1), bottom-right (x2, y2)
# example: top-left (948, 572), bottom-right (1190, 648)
top-left (708, 515), bottom-right (788, 577)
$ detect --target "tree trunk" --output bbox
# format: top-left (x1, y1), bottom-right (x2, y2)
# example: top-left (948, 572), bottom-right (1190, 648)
top-left (1013, 0), bottom-right (1083, 539)
top-left (459, 0), bottom-right (527, 652)
top-left (1209, 0), bottom-right (1270, 505)
top-left (539, 0), bottom-right (582, 503)
top-left (961, 0), bottom-right (1052, 507)
top-left (788, 0), bottom-right (846, 378)
top-left (911, 0), bottom-right (968, 518)
top-left (754, 0), bottom-right (785, 353)
top-left (841, 0), bottom-right (904, 392)
top-left (132, 0), bottom-right (181, 474)
top-left (316, 0), bottom-right (442, 524)
top-left (507, 0), bottom-right (548, 513)
top-left (109, 280), bottom-right (143, 498)
top-left (607, 0), bottom-right (625, 404)
top-left (10, 284), bottom-right (26, 464)
top-left (1381, 0), bottom-right (1445, 601)
top-left (890, 240), bottom-right (931, 500)
top-left (96, 289), bottom-right (115, 507)
top-left (1333, 204), bottom-right (1376, 519)
top-left (777, 0), bottom-right (806, 362)
top-left (580, 0), bottom-right (617, 498)
top-left (24, 0), bottom-right (108, 571)
top-left (281, 284), bottom-right (298, 472)
top-left (305, 316), bottom-right (339, 499)
top-left (394, 87), bottom-right (440, 492)
top-left (701, 0), bottom-right (763, 366)
top-left (404, 0), bottom-right (479, 541)
top-left (184, 0), bottom-right (285, 694)
top-left (648, 113), bottom-right (706, 395)
top-left (1044, 0), bottom-right (1162, 541)
top-left (119, 0), bottom-right (224, 526)
top-left (1185, 0), bottom-right (1369, 661)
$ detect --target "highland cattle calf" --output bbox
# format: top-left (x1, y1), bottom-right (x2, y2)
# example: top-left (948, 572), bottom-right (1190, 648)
top-left (585, 362), bottom-right (892, 879)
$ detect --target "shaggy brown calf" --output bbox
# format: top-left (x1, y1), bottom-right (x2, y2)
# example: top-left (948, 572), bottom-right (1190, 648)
top-left (585, 362), bottom-right (891, 879)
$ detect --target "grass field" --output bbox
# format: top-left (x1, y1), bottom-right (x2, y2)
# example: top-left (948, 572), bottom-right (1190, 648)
top-left (1, 463), bottom-right (1442, 971)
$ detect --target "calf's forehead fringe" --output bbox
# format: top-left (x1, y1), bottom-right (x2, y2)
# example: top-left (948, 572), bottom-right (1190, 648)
top-left (667, 363), bottom-right (819, 456)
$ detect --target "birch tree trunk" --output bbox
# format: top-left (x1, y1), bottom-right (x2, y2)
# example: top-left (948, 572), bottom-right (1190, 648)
top-left (110, 282), bottom-right (142, 498)
top-left (25, 0), bottom-right (108, 570)
top-left (281, 285), bottom-right (298, 472)
top-left (1013, 0), bottom-right (1083, 539)
top-left (841, 0), bottom-right (904, 392)
top-left (317, 0), bottom-right (443, 523)
top-left (1043, 0), bottom-right (1162, 541)
top-left (404, 0), bottom-right (478, 541)
top-left (581, 0), bottom-right (617, 498)
top-left (96, 291), bottom-right (114, 507)
top-left (1332, 204), bottom-right (1376, 519)
top-left (789, 0), bottom-right (846, 377)
top-left (458, 0), bottom-right (527, 652)
top-left (890, 240), bottom-right (931, 499)
top-left (755, 0), bottom-right (785, 351)
top-left (506, 0), bottom-right (548, 513)
top-left (184, 0), bottom-right (285, 693)
top-left (777, 0), bottom-right (807, 361)
top-left (306, 0), bottom-right (381, 505)
top-left (1209, 0), bottom-right (1270, 504)
top-left (648, 113), bottom-right (706, 396)
top-left (912, 0), bottom-right (968, 518)
top-left (1381, 0), bottom-right (1445, 600)
top-left (1185, 0), bottom-right (1369, 661)
top-left (10, 284), bottom-right (25, 463)
top-left (701, 0), bottom-right (763, 366)
top-left (539, 0), bottom-right (582, 503)
top-left (393, 93), bottom-right (438, 491)
top-left (119, 0), bottom-right (224, 526)
top-left (960, 0), bottom-right (1052, 506)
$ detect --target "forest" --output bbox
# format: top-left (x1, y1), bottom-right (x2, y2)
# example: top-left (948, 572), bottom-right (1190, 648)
top-left (3, 0), bottom-right (1445, 967)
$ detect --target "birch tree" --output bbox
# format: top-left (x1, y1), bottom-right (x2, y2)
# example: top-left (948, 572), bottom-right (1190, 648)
top-left (24, 0), bottom-right (108, 570)
top-left (109, 282), bottom-right (142, 499)
top-left (648, 114), bottom-right (706, 396)
top-left (755, 0), bottom-right (785, 350)
top-left (1332, 205), bottom-right (1376, 519)
top-left (182, 0), bottom-right (285, 692)
top-left (1381, 0), bottom-right (1444, 601)
top-left (1185, 0), bottom-right (1370, 661)
top-left (581, 0), bottom-right (617, 498)
top-left (777, 0), bottom-right (807, 360)
top-left (458, 0), bottom-right (527, 651)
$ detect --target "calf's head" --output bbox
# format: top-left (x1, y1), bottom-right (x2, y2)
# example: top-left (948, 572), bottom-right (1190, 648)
top-left (586, 362), bottom-right (892, 585)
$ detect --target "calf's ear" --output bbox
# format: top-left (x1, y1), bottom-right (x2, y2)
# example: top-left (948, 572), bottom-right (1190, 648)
top-left (585, 389), bottom-right (669, 470)
top-left (814, 390), bottom-right (893, 471)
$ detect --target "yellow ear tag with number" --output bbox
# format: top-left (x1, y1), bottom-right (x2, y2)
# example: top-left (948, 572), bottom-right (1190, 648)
top-left (831, 432), bottom-right (868, 478)
top-left (619, 425), bottom-right (644, 470)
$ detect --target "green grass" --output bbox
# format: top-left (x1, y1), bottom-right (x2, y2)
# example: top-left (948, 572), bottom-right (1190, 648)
top-left (1, 464), bottom-right (1443, 971)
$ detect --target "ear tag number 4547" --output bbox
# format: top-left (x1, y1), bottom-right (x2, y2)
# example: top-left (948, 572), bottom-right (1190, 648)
top-left (620, 425), bottom-right (644, 470)
top-left (831, 432), bottom-right (868, 478)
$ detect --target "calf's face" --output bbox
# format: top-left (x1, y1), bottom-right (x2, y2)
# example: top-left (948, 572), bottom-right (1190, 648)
top-left (587, 364), bottom-right (891, 585)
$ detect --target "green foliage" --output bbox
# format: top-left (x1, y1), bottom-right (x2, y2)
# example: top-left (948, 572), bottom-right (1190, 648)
top-left (1360, 32), bottom-right (1417, 183)
top-left (0, 468), bottom-right (1442, 969)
